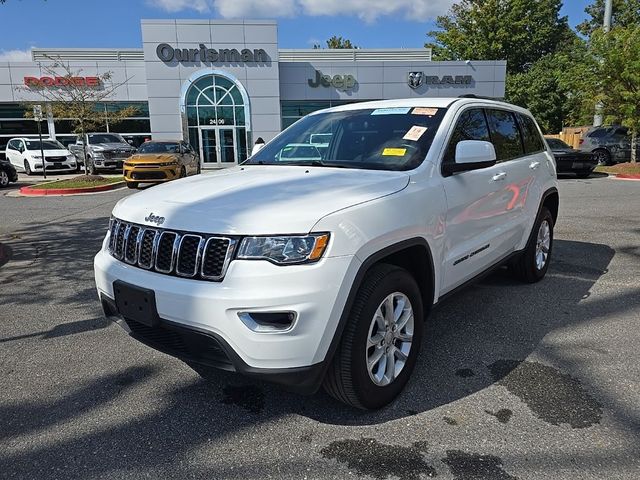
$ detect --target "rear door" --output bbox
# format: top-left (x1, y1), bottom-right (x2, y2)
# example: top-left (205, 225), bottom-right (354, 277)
top-left (440, 107), bottom-right (522, 293)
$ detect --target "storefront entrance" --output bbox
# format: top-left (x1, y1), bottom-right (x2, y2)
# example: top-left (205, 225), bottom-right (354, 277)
top-left (182, 71), bottom-right (250, 169)
top-left (199, 127), bottom-right (238, 165)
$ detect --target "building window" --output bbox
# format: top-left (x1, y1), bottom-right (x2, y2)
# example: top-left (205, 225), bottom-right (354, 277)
top-left (184, 73), bottom-right (249, 165)
top-left (281, 100), bottom-right (369, 130)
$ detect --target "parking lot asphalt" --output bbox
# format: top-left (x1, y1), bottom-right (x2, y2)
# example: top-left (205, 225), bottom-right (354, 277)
top-left (1, 173), bottom-right (639, 480)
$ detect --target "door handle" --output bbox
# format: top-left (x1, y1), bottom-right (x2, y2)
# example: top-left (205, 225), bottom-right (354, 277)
top-left (529, 161), bottom-right (540, 170)
top-left (491, 172), bottom-right (507, 181)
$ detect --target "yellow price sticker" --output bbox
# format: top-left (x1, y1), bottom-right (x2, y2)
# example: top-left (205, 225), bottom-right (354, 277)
top-left (382, 148), bottom-right (407, 156)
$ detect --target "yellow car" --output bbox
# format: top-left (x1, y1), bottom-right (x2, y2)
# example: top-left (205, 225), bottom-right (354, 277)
top-left (123, 140), bottom-right (200, 189)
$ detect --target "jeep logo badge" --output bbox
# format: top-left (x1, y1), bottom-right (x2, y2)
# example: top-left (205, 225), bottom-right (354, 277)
top-left (407, 72), bottom-right (424, 89)
top-left (144, 213), bottom-right (165, 226)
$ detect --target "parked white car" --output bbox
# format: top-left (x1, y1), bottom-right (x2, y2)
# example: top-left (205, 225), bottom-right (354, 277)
top-left (95, 98), bottom-right (558, 409)
top-left (5, 137), bottom-right (77, 175)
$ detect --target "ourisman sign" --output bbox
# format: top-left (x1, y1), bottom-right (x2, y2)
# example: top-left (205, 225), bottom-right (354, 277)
top-left (156, 43), bottom-right (268, 63)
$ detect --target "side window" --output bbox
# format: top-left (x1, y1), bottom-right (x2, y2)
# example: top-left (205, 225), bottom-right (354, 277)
top-left (7, 140), bottom-right (16, 150)
top-left (486, 109), bottom-right (524, 162)
top-left (444, 108), bottom-right (491, 163)
top-left (517, 113), bottom-right (544, 154)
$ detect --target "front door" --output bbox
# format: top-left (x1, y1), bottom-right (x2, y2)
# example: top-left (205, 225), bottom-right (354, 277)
top-left (199, 127), bottom-right (237, 168)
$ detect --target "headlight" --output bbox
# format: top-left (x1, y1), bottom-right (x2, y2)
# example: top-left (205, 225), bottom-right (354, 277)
top-left (32, 154), bottom-right (42, 159)
top-left (159, 161), bottom-right (178, 166)
top-left (237, 233), bottom-right (330, 265)
top-left (92, 146), bottom-right (104, 152)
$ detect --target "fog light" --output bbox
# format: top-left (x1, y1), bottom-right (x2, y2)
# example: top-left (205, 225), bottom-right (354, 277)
top-left (238, 311), bottom-right (296, 333)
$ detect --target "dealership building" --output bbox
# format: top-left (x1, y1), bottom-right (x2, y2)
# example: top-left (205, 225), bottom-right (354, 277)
top-left (0, 19), bottom-right (506, 168)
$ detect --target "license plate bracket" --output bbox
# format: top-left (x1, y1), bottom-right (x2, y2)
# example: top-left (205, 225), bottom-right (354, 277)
top-left (113, 280), bottom-right (159, 327)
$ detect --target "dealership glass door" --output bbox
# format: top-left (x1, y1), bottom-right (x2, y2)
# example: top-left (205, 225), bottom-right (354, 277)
top-left (199, 127), bottom-right (237, 166)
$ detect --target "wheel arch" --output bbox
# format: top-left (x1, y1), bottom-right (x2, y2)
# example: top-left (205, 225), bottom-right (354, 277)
top-left (318, 237), bottom-right (436, 386)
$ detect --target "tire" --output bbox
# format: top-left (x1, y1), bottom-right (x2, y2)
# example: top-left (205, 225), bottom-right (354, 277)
top-left (24, 159), bottom-right (33, 176)
top-left (575, 170), bottom-right (592, 178)
top-left (126, 182), bottom-right (138, 189)
top-left (593, 149), bottom-right (611, 166)
top-left (0, 169), bottom-right (9, 187)
top-left (511, 207), bottom-right (554, 283)
top-left (180, 166), bottom-right (187, 178)
top-left (323, 264), bottom-right (424, 410)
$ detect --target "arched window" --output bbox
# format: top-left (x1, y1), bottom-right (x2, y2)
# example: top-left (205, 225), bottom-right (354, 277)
top-left (183, 72), bottom-right (249, 166)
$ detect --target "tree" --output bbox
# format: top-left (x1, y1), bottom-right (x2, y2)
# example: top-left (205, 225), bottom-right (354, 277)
top-left (426, 0), bottom-right (573, 74)
top-left (578, 26), bottom-right (640, 162)
top-left (325, 36), bottom-right (358, 49)
top-left (577, 0), bottom-right (640, 37)
top-left (17, 57), bottom-right (137, 174)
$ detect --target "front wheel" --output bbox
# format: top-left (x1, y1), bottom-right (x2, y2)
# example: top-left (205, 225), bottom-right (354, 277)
top-left (575, 170), bottom-right (592, 179)
top-left (511, 207), bottom-right (554, 283)
top-left (323, 264), bottom-right (423, 409)
top-left (126, 182), bottom-right (138, 189)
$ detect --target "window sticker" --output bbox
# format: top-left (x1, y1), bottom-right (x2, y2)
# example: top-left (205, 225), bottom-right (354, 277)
top-left (371, 107), bottom-right (412, 116)
top-left (403, 125), bottom-right (428, 141)
top-left (412, 107), bottom-right (439, 116)
top-left (382, 148), bottom-right (407, 156)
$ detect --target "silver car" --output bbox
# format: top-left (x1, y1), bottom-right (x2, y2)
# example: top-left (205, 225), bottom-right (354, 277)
top-left (578, 126), bottom-right (639, 165)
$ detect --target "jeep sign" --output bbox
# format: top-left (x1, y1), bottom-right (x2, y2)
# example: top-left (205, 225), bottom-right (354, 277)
top-left (308, 70), bottom-right (356, 91)
top-left (156, 43), bottom-right (268, 64)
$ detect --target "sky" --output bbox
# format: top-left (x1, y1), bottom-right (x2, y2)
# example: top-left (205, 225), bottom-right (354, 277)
top-left (0, 0), bottom-right (592, 61)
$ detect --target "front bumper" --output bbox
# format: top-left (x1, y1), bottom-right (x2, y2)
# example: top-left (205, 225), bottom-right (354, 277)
top-left (94, 249), bottom-right (359, 390)
top-left (123, 164), bottom-right (179, 183)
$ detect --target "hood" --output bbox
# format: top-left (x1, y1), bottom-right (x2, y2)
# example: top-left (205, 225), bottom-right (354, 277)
top-left (113, 165), bottom-right (410, 234)
top-left (35, 149), bottom-right (70, 156)
top-left (91, 143), bottom-right (133, 150)
top-left (128, 153), bottom-right (178, 164)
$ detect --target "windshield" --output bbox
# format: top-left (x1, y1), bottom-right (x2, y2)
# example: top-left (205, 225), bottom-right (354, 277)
top-left (546, 138), bottom-right (570, 149)
top-left (137, 142), bottom-right (180, 154)
top-left (88, 133), bottom-right (126, 144)
top-left (24, 140), bottom-right (65, 150)
top-left (246, 107), bottom-right (447, 171)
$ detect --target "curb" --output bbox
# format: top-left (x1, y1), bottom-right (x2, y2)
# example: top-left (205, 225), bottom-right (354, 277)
top-left (19, 181), bottom-right (126, 196)
top-left (615, 174), bottom-right (640, 180)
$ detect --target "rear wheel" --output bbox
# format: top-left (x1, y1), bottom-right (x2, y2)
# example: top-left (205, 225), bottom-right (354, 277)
top-left (23, 159), bottom-right (32, 176)
top-left (511, 207), bottom-right (554, 283)
top-left (323, 264), bottom-right (423, 409)
top-left (126, 182), bottom-right (138, 189)
top-left (593, 149), bottom-right (611, 166)
top-left (0, 170), bottom-right (9, 187)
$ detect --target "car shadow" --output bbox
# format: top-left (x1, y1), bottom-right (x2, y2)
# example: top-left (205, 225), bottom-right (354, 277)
top-left (3, 214), bottom-right (638, 478)
top-left (556, 171), bottom-right (608, 180)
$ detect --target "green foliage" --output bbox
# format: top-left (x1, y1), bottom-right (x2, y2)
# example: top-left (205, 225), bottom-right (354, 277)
top-left (426, 0), bottom-right (573, 74)
top-left (591, 26), bottom-right (640, 140)
top-left (325, 36), bottom-right (357, 49)
top-left (577, 0), bottom-right (640, 37)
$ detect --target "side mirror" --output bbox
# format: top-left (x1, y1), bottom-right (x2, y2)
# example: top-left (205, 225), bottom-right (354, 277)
top-left (442, 140), bottom-right (497, 175)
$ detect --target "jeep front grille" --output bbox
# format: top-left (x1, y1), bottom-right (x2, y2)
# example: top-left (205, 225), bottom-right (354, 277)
top-left (107, 218), bottom-right (235, 281)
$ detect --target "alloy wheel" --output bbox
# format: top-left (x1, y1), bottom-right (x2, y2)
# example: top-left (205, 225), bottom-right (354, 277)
top-left (535, 219), bottom-right (551, 270)
top-left (0, 170), bottom-right (8, 187)
top-left (366, 292), bottom-right (414, 386)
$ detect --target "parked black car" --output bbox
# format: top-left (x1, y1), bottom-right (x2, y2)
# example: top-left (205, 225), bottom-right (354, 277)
top-left (546, 138), bottom-right (598, 178)
top-left (0, 159), bottom-right (18, 187)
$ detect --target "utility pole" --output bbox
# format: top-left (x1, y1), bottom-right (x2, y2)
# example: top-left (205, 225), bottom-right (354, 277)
top-left (594, 0), bottom-right (613, 126)
top-left (33, 104), bottom-right (47, 180)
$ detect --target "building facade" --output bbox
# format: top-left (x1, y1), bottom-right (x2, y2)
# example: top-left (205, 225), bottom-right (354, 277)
top-left (0, 19), bottom-right (507, 168)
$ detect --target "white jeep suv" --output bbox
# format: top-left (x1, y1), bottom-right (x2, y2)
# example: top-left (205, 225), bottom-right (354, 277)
top-left (95, 98), bottom-right (558, 409)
